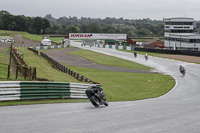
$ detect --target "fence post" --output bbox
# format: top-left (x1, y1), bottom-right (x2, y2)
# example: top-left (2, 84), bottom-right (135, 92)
top-left (32, 67), bottom-right (36, 80)
top-left (24, 67), bottom-right (27, 79)
top-left (16, 66), bottom-right (19, 79)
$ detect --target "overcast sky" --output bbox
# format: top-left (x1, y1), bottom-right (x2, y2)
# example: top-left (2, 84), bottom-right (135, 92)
top-left (1, 0), bottom-right (200, 20)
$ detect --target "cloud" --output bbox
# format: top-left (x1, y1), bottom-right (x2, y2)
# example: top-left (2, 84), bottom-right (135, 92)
top-left (0, 0), bottom-right (200, 20)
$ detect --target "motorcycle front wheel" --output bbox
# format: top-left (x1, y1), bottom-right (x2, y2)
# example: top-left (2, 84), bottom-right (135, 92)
top-left (90, 95), bottom-right (100, 107)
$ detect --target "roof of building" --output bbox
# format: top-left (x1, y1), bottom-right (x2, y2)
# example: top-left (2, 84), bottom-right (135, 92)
top-left (164, 17), bottom-right (194, 22)
top-left (144, 39), bottom-right (163, 45)
top-left (170, 33), bottom-right (200, 37)
top-left (0, 36), bottom-right (14, 40)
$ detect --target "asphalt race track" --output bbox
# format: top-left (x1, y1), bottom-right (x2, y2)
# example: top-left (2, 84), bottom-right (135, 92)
top-left (1, 42), bottom-right (200, 133)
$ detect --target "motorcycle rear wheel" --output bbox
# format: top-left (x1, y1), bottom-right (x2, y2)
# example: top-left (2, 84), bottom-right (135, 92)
top-left (90, 95), bottom-right (100, 107)
top-left (104, 100), bottom-right (108, 106)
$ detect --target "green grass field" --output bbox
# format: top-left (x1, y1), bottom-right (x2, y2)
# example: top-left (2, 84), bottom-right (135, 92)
top-left (18, 47), bottom-right (80, 82)
top-left (65, 65), bottom-right (175, 101)
top-left (0, 30), bottom-right (26, 36)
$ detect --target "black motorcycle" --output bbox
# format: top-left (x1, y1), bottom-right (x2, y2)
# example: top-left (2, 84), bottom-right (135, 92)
top-left (134, 52), bottom-right (137, 58)
top-left (180, 69), bottom-right (186, 76)
top-left (145, 54), bottom-right (148, 60)
top-left (86, 86), bottom-right (108, 107)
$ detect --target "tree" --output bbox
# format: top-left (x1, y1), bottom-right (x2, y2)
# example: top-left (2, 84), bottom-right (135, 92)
top-left (42, 19), bottom-right (51, 34)
top-left (66, 25), bottom-right (79, 33)
top-left (87, 22), bottom-right (102, 33)
top-left (32, 17), bottom-right (43, 34)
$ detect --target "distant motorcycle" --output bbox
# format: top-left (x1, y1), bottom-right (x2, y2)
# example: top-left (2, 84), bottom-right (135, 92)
top-left (86, 85), bottom-right (108, 107)
top-left (145, 54), bottom-right (148, 60)
top-left (134, 51), bottom-right (137, 58)
top-left (180, 69), bottom-right (186, 76)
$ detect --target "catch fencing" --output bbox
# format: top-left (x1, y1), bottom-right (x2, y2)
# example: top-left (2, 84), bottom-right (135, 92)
top-left (0, 81), bottom-right (99, 101)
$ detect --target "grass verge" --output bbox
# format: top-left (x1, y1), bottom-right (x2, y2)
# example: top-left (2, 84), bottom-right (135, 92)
top-left (65, 65), bottom-right (175, 101)
top-left (68, 49), bottom-right (151, 70)
top-left (18, 47), bottom-right (81, 82)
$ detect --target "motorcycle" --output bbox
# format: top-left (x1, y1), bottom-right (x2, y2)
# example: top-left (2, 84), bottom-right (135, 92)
top-left (86, 85), bottom-right (108, 107)
top-left (134, 52), bottom-right (137, 58)
top-left (145, 54), bottom-right (148, 60)
top-left (180, 69), bottom-right (186, 76)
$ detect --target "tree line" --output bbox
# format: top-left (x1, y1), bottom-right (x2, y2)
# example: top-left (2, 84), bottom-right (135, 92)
top-left (3, 10), bottom-right (200, 37)
top-left (0, 10), bottom-right (50, 34)
top-left (44, 14), bottom-right (164, 37)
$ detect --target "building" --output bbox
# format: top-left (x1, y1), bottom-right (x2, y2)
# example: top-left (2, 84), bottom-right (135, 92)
top-left (143, 39), bottom-right (164, 48)
top-left (0, 36), bottom-right (14, 43)
top-left (164, 17), bottom-right (200, 51)
top-left (41, 37), bottom-right (52, 46)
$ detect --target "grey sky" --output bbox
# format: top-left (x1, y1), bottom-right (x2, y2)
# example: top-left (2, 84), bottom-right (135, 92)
top-left (1, 0), bottom-right (200, 20)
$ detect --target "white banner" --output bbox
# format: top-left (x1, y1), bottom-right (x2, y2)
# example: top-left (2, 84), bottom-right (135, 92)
top-left (69, 33), bottom-right (127, 40)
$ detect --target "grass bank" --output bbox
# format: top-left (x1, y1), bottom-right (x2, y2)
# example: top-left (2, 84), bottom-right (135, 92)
top-left (65, 65), bottom-right (175, 101)
top-left (18, 47), bottom-right (80, 82)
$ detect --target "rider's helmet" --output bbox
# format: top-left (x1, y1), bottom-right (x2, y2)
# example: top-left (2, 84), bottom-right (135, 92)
top-left (180, 65), bottom-right (182, 67)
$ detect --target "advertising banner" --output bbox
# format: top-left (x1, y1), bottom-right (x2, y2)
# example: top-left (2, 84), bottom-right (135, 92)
top-left (69, 33), bottom-right (127, 40)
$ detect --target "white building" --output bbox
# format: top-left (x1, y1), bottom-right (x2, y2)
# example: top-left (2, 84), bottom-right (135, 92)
top-left (41, 37), bottom-right (52, 46)
top-left (0, 36), bottom-right (14, 43)
top-left (164, 17), bottom-right (200, 51)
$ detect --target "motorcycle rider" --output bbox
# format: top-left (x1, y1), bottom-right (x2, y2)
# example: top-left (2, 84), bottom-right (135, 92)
top-left (90, 83), bottom-right (105, 100)
top-left (145, 53), bottom-right (148, 60)
top-left (134, 51), bottom-right (137, 58)
top-left (179, 65), bottom-right (185, 73)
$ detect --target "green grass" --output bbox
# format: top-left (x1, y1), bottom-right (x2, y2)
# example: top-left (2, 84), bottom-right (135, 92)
top-left (0, 30), bottom-right (27, 36)
top-left (68, 49), bottom-right (151, 70)
top-left (0, 48), bottom-right (8, 79)
top-left (22, 33), bottom-right (43, 42)
top-left (0, 30), bottom-right (43, 42)
top-left (49, 37), bottom-right (64, 43)
top-left (0, 47), bottom-right (29, 80)
top-left (18, 47), bottom-right (80, 82)
top-left (65, 65), bottom-right (175, 101)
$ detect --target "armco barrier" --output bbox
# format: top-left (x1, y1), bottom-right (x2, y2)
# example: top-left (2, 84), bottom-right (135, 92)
top-left (29, 45), bottom-right (70, 50)
top-left (0, 81), bottom-right (99, 101)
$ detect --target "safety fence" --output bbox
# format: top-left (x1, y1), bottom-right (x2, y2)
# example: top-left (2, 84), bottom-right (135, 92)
top-left (0, 81), bottom-right (99, 101)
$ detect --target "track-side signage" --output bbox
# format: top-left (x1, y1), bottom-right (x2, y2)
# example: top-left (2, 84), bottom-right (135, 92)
top-left (69, 33), bottom-right (127, 40)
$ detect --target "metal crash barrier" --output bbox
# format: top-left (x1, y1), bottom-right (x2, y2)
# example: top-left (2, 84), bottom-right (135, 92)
top-left (0, 81), bottom-right (100, 101)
